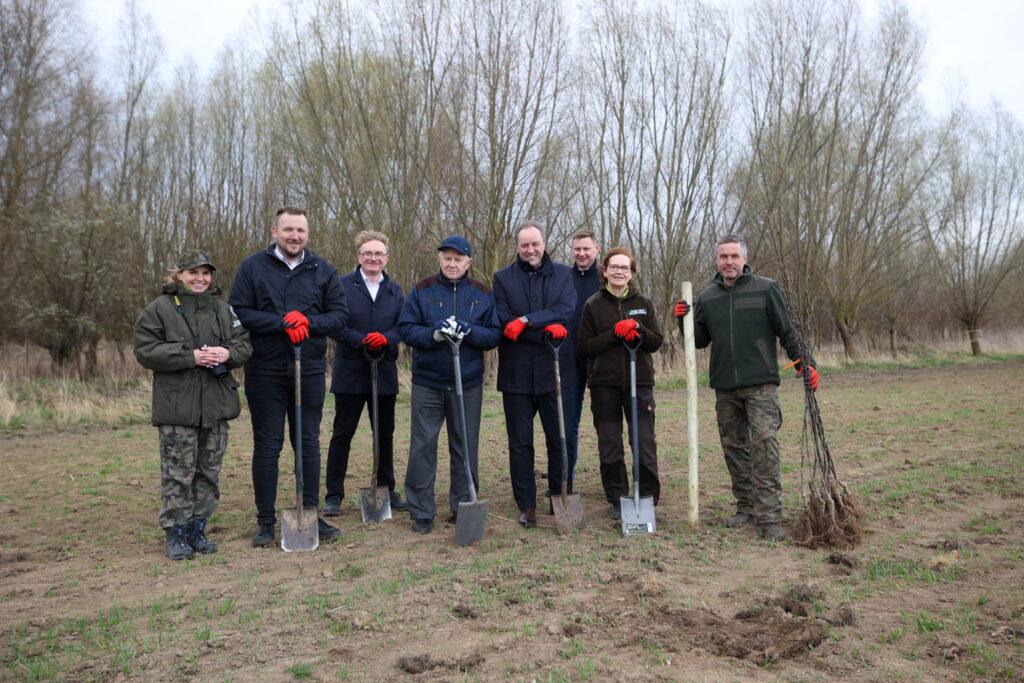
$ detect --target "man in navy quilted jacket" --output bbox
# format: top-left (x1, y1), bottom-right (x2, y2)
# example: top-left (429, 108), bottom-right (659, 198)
top-left (397, 236), bottom-right (501, 534)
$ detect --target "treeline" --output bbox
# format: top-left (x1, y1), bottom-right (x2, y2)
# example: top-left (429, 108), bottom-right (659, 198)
top-left (2, 0), bottom-right (1022, 377)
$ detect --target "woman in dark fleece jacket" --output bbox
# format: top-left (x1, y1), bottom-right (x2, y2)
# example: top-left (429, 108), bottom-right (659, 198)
top-left (578, 247), bottom-right (663, 520)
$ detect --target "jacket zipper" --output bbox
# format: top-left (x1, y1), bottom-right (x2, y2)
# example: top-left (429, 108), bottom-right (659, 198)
top-left (728, 286), bottom-right (738, 387)
top-left (449, 279), bottom-right (458, 389)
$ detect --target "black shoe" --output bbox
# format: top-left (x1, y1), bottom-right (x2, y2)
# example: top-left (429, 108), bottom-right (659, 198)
top-left (389, 491), bottom-right (409, 511)
top-left (252, 521), bottom-right (275, 547)
top-left (317, 518), bottom-right (341, 541)
top-left (412, 518), bottom-right (432, 534)
top-left (759, 523), bottom-right (787, 542)
top-left (186, 519), bottom-right (217, 554)
top-left (726, 512), bottom-right (754, 528)
top-left (323, 498), bottom-right (342, 517)
top-left (518, 508), bottom-right (537, 528)
top-left (609, 504), bottom-right (621, 521)
top-left (165, 526), bottom-right (194, 561)
top-left (447, 511), bottom-right (458, 524)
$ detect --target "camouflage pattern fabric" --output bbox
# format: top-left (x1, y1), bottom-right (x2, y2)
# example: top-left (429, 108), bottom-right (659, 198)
top-left (714, 384), bottom-right (783, 524)
top-left (158, 422), bottom-right (230, 529)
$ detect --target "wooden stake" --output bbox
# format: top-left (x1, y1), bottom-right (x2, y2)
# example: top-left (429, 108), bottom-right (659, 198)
top-left (681, 282), bottom-right (699, 531)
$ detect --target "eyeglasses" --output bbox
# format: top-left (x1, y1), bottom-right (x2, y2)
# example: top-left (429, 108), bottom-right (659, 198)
top-left (358, 251), bottom-right (388, 260)
top-left (605, 264), bottom-right (632, 272)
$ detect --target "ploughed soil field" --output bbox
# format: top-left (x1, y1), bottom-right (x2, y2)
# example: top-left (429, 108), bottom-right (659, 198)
top-left (2, 361), bottom-right (1023, 681)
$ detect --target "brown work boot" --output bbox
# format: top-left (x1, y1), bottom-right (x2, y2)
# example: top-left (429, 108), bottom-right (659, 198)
top-left (518, 508), bottom-right (537, 528)
top-left (759, 523), bottom-right (787, 542)
top-left (726, 512), bottom-right (754, 528)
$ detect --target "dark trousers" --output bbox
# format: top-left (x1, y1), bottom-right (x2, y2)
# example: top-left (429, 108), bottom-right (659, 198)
top-left (590, 384), bottom-right (660, 505)
top-left (325, 393), bottom-right (397, 503)
top-left (245, 372), bottom-right (326, 525)
top-left (565, 371), bottom-right (587, 480)
top-left (503, 390), bottom-right (575, 511)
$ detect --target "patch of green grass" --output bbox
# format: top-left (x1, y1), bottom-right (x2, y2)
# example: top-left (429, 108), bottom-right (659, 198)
top-left (911, 610), bottom-right (946, 633)
top-left (557, 635), bottom-right (584, 659)
top-left (285, 661), bottom-right (314, 679)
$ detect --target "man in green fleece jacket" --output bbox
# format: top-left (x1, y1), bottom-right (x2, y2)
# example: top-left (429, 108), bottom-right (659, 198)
top-left (675, 235), bottom-right (818, 542)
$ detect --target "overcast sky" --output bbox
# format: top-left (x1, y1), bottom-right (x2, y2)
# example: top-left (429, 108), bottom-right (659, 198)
top-left (81, 0), bottom-right (1024, 124)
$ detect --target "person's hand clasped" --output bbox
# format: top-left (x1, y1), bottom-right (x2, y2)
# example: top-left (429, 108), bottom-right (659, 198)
top-left (543, 324), bottom-right (567, 339)
top-left (362, 332), bottom-right (388, 349)
top-left (285, 324), bottom-right (309, 344)
top-left (613, 318), bottom-right (639, 341)
top-left (283, 310), bottom-right (308, 329)
top-left (283, 310), bottom-right (309, 344)
top-left (504, 317), bottom-right (527, 342)
top-left (194, 345), bottom-right (230, 367)
top-left (674, 299), bottom-right (690, 318)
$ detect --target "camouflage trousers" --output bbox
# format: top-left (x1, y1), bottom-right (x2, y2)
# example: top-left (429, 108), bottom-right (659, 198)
top-left (158, 422), bottom-right (229, 529)
top-left (714, 384), bottom-right (783, 525)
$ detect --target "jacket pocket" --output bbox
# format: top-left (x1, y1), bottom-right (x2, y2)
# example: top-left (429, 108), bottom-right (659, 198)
top-left (755, 338), bottom-right (774, 368)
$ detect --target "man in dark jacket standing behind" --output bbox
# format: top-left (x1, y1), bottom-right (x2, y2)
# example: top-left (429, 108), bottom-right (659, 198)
top-left (565, 229), bottom-right (601, 484)
top-left (493, 221), bottom-right (577, 529)
top-left (230, 207), bottom-right (349, 547)
top-left (398, 236), bottom-right (501, 534)
top-left (323, 230), bottom-right (407, 517)
top-left (675, 234), bottom-right (818, 542)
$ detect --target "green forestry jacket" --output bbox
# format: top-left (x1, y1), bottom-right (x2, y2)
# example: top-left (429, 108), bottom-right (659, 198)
top-left (578, 285), bottom-right (663, 387)
top-left (134, 282), bottom-right (253, 428)
top-left (686, 265), bottom-right (809, 391)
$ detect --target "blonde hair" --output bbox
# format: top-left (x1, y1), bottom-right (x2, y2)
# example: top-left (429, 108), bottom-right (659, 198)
top-left (354, 230), bottom-right (389, 250)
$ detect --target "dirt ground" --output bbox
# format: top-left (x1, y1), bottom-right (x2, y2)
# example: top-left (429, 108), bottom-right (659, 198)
top-left (2, 361), bottom-right (1023, 681)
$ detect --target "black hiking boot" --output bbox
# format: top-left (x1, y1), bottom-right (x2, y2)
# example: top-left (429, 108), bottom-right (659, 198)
top-left (317, 517), bottom-right (341, 541)
top-left (726, 512), bottom-right (754, 528)
top-left (323, 497), bottom-right (342, 517)
top-left (165, 526), bottom-right (194, 561)
top-left (412, 518), bottom-right (432, 534)
top-left (759, 523), bottom-right (787, 542)
top-left (609, 503), bottom-right (621, 521)
top-left (252, 520), bottom-right (275, 547)
top-left (186, 519), bottom-right (217, 554)
top-left (389, 490), bottom-right (408, 511)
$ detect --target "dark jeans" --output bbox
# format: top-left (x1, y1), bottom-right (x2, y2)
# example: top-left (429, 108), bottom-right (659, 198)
top-left (325, 393), bottom-right (397, 504)
top-left (503, 390), bottom-right (576, 511)
top-left (590, 384), bottom-right (660, 505)
top-left (565, 373), bottom-right (587, 480)
top-left (245, 372), bottom-right (326, 525)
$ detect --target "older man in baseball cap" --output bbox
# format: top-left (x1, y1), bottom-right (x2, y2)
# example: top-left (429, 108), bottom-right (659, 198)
top-left (396, 235), bottom-right (502, 534)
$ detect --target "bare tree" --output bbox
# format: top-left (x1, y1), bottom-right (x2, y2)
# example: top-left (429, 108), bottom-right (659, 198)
top-left (926, 104), bottom-right (1024, 355)
top-left (434, 0), bottom-right (572, 278)
top-left (731, 0), bottom-right (937, 359)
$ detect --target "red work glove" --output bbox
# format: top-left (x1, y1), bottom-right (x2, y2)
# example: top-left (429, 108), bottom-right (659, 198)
top-left (799, 365), bottom-right (819, 390)
top-left (362, 332), bottom-right (388, 349)
top-left (674, 299), bottom-right (690, 318)
top-left (543, 324), bottom-right (568, 339)
top-left (285, 324), bottom-right (309, 344)
top-left (504, 317), bottom-right (527, 342)
top-left (613, 318), bottom-right (638, 339)
top-left (283, 311), bottom-right (309, 329)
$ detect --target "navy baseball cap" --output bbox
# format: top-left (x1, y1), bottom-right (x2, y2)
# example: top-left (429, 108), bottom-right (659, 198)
top-left (438, 235), bottom-right (472, 257)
